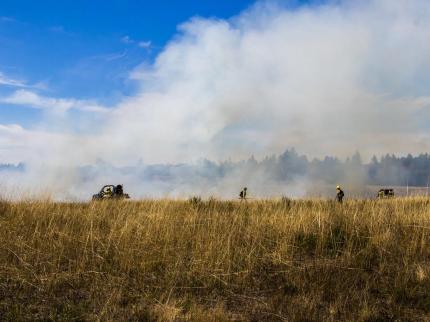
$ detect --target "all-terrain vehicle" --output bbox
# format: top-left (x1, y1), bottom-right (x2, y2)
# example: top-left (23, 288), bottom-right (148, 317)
top-left (377, 188), bottom-right (394, 199)
top-left (92, 184), bottom-right (130, 200)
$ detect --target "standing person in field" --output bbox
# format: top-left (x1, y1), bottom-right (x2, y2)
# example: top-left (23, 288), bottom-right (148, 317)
top-left (115, 184), bottom-right (124, 196)
top-left (239, 187), bottom-right (247, 201)
top-left (336, 185), bottom-right (344, 203)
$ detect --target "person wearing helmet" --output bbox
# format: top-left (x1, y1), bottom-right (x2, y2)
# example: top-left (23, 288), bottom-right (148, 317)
top-left (336, 185), bottom-right (344, 203)
top-left (239, 187), bottom-right (248, 200)
top-left (115, 184), bottom-right (124, 196)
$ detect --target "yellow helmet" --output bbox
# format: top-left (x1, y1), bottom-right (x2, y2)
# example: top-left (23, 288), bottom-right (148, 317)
top-left (336, 185), bottom-right (340, 189)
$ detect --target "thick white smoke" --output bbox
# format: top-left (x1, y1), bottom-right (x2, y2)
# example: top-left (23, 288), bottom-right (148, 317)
top-left (97, 0), bottom-right (430, 164)
top-left (2, 0), bottom-right (430, 199)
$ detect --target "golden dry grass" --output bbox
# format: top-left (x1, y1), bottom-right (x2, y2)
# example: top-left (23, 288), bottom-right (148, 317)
top-left (1, 198), bottom-right (430, 321)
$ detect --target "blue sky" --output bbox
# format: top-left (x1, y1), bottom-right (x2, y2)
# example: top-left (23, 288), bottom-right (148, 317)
top-left (0, 1), bottom-right (252, 124)
top-left (0, 0), bottom-right (322, 126)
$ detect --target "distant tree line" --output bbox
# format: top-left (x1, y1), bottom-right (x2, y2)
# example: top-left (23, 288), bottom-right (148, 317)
top-left (2, 150), bottom-right (430, 187)
top-left (214, 149), bottom-right (430, 187)
top-left (0, 163), bottom-right (25, 172)
top-left (138, 149), bottom-right (430, 187)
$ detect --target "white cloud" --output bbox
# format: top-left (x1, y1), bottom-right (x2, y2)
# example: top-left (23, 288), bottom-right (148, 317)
top-left (121, 35), bottom-right (134, 44)
top-left (0, 72), bottom-right (28, 88)
top-left (0, 124), bottom-right (65, 163)
top-left (122, 35), bottom-right (152, 49)
top-left (138, 40), bottom-right (152, 49)
top-left (0, 89), bottom-right (109, 113)
top-left (0, 71), bottom-right (49, 90)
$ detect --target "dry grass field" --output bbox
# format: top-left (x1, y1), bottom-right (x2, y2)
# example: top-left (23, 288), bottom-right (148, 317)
top-left (1, 198), bottom-right (430, 321)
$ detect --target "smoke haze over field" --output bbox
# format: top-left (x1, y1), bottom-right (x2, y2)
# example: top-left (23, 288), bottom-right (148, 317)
top-left (2, 150), bottom-right (430, 200)
top-left (2, 0), bottom-right (430, 198)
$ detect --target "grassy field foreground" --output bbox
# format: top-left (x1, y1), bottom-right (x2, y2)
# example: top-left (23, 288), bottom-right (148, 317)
top-left (1, 198), bottom-right (430, 321)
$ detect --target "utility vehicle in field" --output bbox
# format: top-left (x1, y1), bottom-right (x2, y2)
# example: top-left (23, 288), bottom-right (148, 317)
top-left (377, 188), bottom-right (394, 199)
top-left (92, 184), bottom-right (130, 200)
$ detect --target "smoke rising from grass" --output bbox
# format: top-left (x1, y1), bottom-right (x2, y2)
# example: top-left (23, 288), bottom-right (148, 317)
top-left (2, 0), bottom-right (430, 199)
top-left (95, 0), bottom-right (430, 164)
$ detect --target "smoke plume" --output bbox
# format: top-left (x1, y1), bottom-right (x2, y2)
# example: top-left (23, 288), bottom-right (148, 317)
top-left (2, 0), bottom-right (430, 199)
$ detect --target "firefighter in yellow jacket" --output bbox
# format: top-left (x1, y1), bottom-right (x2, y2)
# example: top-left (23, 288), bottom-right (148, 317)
top-left (336, 185), bottom-right (344, 203)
